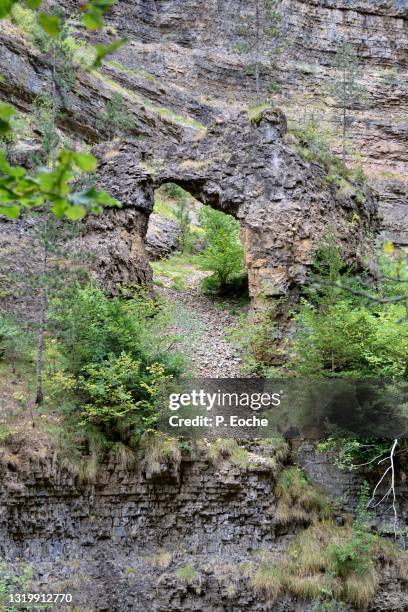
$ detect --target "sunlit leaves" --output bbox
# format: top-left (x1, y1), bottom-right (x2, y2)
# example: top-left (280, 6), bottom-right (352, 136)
top-left (80, 0), bottom-right (116, 30)
top-left (37, 12), bottom-right (61, 36)
top-left (0, 0), bottom-right (15, 19)
top-left (0, 149), bottom-right (120, 220)
top-left (384, 241), bottom-right (395, 256)
top-left (0, 204), bottom-right (19, 218)
top-left (74, 152), bottom-right (98, 172)
top-left (93, 38), bottom-right (127, 68)
top-left (0, 103), bottom-right (16, 134)
top-left (0, 0), bottom-right (122, 222)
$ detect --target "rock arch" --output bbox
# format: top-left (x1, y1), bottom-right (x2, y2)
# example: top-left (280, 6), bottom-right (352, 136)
top-left (90, 109), bottom-right (379, 305)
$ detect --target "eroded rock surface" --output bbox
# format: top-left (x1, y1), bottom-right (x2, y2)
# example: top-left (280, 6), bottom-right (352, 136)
top-left (0, 439), bottom-right (406, 611)
top-left (145, 213), bottom-right (182, 260)
top-left (90, 0), bottom-right (407, 243)
top-left (96, 109), bottom-right (378, 304)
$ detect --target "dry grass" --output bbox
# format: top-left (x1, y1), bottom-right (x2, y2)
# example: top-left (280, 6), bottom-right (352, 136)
top-left (207, 439), bottom-right (252, 468)
top-left (139, 430), bottom-right (181, 476)
top-left (110, 442), bottom-right (136, 470)
top-left (146, 549), bottom-right (173, 570)
top-left (397, 554), bottom-right (408, 581)
top-left (251, 564), bottom-right (283, 601)
top-left (274, 466), bottom-right (331, 526)
top-left (344, 567), bottom-right (378, 609)
top-left (250, 519), bottom-right (405, 609)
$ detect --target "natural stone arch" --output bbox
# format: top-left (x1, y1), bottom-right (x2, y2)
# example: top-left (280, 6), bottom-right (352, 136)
top-left (90, 109), bottom-right (379, 305)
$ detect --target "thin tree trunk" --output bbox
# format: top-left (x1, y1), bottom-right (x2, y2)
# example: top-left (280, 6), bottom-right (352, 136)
top-left (35, 219), bottom-right (49, 405)
top-left (255, 0), bottom-right (260, 102)
top-left (342, 65), bottom-right (346, 163)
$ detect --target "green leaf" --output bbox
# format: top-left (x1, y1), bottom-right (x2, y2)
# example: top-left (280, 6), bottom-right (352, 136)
top-left (93, 38), bottom-right (128, 68)
top-left (65, 205), bottom-right (86, 221)
top-left (96, 190), bottom-right (120, 207)
top-left (0, 0), bottom-right (15, 19)
top-left (24, 0), bottom-right (42, 8)
top-left (38, 13), bottom-right (61, 37)
top-left (0, 205), bottom-right (20, 218)
top-left (0, 103), bottom-right (16, 134)
top-left (82, 9), bottom-right (103, 30)
top-left (50, 199), bottom-right (67, 217)
top-left (74, 152), bottom-right (98, 172)
top-left (384, 241), bottom-right (395, 256)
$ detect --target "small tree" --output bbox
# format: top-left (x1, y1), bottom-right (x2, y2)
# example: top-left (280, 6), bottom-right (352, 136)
top-left (330, 41), bottom-right (367, 162)
top-left (235, 0), bottom-right (282, 101)
top-left (197, 207), bottom-right (245, 292)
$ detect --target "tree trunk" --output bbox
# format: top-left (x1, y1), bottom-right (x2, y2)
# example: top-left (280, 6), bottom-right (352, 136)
top-left (255, 0), bottom-right (260, 102)
top-left (35, 219), bottom-right (49, 405)
top-left (342, 65), bottom-right (347, 163)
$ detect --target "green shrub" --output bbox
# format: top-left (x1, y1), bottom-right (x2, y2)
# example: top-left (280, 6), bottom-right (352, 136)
top-left (48, 283), bottom-right (183, 443)
top-left (0, 311), bottom-right (29, 371)
top-left (287, 243), bottom-right (408, 378)
top-left (163, 182), bottom-right (187, 200)
top-left (78, 355), bottom-right (169, 442)
top-left (197, 206), bottom-right (246, 293)
top-left (96, 93), bottom-right (134, 139)
top-left (0, 563), bottom-right (32, 611)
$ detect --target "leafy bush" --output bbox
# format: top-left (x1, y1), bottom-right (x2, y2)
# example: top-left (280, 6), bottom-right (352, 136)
top-left (163, 182), bottom-right (187, 200)
top-left (287, 243), bottom-right (408, 378)
top-left (197, 206), bottom-right (246, 293)
top-left (48, 283), bottom-right (183, 443)
top-left (0, 311), bottom-right (29, 371)
top-left (0, 563), bottom-right (32, 612)
top-left (78, 355), bottom-right (169, 442)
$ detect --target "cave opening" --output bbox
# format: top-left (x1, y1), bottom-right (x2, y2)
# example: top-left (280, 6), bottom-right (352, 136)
top-left (145, 181), bottom-right (248, 298)
top-left (144, 181), bottom-right (249, 378)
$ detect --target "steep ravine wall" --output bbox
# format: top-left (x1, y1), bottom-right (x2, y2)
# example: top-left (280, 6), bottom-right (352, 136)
top-left (0, 439), bottom-right (406, 611)
top-left (94, 0), bottom-right (407, 244)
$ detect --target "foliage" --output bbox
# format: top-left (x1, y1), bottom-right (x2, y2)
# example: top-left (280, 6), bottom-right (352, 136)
top-left (48, 283), bottom-right (183, 443)
top-left (228, 301), bottom-right (284, 375)
top-left (0, 1), bottom-right (123, 222)
top-left (317, 438), bottom-right (392, 472)
top-left (78, 355), bottom-right (169, 441)
top-left (0, 148), bottom-right (119, 220)
top-left (330, 41), bottom-right (367, 160)
top-left (275, 467), bottom-right (331, 526)
top-left (50, 284), bottom-right (181, 374)
top-left (174, 198), bottom-right (192, 252)
top-left (32, 93), bottom-right (60, 164)
top-left (163, 182), bottom-right (186, 200)
top-left (96, 93), bottom-right (134, 139)
top-left (0, 311), bottom-right (29, 370)
top-left (197, 206), bottom-right (245, 293)
top-left (0, 563), bottom-right (32, 612)
top-left (1, 0), bottom-right (117, 46)
top-left (139, 430), bottom-right (181, 475)
top-left (287, 242), bottom-right (408, 378)
top-left (251, 487), bottom-right (400, 609)
top-left (175, 564), bottom-right (198, 583)
top-left (234, 0), bottom-right (283, 100)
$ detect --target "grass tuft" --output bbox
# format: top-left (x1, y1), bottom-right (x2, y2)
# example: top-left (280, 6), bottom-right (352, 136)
top-left (139, 430), bottom-right (181, 476)
top-left (175, 563), bottom-right (197, 583)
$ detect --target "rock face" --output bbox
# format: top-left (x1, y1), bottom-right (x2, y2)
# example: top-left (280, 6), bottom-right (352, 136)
top-left (145, 213), bottom-right (182, 260)
top-left (0, 439), bottom-right (406, 611)
top-left (96, 108), bottom-right (378, 304)
top-left (1, 4), bottom-right (401, 302)
top-left (97, 0), bottom-right (407, 244)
